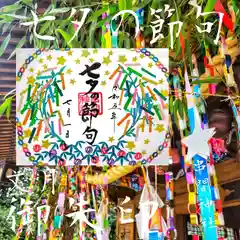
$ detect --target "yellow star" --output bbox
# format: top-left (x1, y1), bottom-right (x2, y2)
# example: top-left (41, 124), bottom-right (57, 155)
top-left (27, 75), bottom-right (35, 85)
top-left (42, 140), bottom-right (50, 149)
top-left (24, 129), bottom-right (31, 138)
top-left (89, 58), bottom-right (94, 63)
top-left (101, 81), bottom-right (107, 86)
top-left (104, 70), bottom-right (110, 76)
top-left (118, 55), bottom-right (127, 64)
top-left (132, 57), bottom-right (138, 62)
top-left (39, 58), bottom-right (44, 63)
top-left (75, 59), bottom-right (80, 64)
top-left (57, 56), bottom-right (66, 65)
top-left (126, 141), bottom-right (136, 151)
top-left (158, 79), bottom-right (164, 84)
top-left (142, 150), bottom-right (147, 156)
top-left (108, 136), bottom-right (115, 143)
top-left (68, 50), bottom-right (73, 56)
top-left (47, 55), bottom-right (52, 61)
top-left (140, 54), bottom-right (145, 59)
top-left (43, 64), bottom-right (48, 70)
top-left (82, 50), bottom-right (90, 57)
top-left (33, 135), bottom-right (39, 141)
top-left (108, 50), bottom-right (113, 56)
top-left (103, 56), bottom-right (111, 65)
top-left (144, 139), bottom-right (150, 144)
top-left (93, 49), bottom-right (98, 54)
top-left (66, 69), bottom-right (72, 74)
top-left (148, 62), bottom-right (153, 68)
top-left (155, 124), bottom-right (165, 133)
top-left (70, 79), bottom-right (76, 85)
top-left (29, 68), bottom-right (34, 73)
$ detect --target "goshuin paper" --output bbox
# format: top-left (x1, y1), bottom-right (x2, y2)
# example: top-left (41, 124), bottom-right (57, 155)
top-left (16, 49), bottom-right (169, 166)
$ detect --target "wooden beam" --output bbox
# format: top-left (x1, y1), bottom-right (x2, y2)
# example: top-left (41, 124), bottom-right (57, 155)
top-left (0, 59), bottom-right (16, 64)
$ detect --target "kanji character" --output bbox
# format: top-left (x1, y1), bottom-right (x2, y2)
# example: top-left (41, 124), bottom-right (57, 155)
top-left (82, 102), bottom-right (99, 123)
top-left (189, 0), bottom-right (224, 44)
top-left (66, 194), bottom-right (102, 237)
top-left (194, 160), bottom-right (206, 172)
top-left (85, 79), bottom-right (99, 94)
top-left (83, 126), bottom-right (98, 145)
top-left (21, 10), bottom-right (55, 41)
top-left (150, 5), bottom-right (183, 49)
top-left (7, 169), bottom-right (30, 193)
top-left (63, 99), bottom-right (72, 105)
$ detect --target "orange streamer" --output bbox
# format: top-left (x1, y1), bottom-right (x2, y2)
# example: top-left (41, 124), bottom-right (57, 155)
top-left (23, 109), bottom-right (31, 125)
top-left (117, 113), bottom-right (130, 126)
top-left (61, 73), bottom-right (65, 90)
top-left (109, 66), bottom-right (121, 80)
top-left (48, 99), bottom-right (53, 115)
top-left (36, 120), bottom-right (43, 137)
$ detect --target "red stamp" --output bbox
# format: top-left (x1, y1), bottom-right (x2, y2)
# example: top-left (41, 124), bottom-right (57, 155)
top-left (78, 92), bottom-right (103, 116)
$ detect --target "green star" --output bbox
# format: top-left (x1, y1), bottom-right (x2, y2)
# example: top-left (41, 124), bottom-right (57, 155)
top-left (57, 56), bottom-right (66, 65)
top-left (89, 58), bottom-right (95, 63)
top-left (81, 50), bottom-right (90, 57)
top-left (66, 69), bottom-right (73, 74)
top-left (158, 79), bottom-right (164, 84)
top-left (47, 55), bottom-right (52, 61)
top-left (108, 136), bottom-right (115, 143)
top-left (155, 124), bottom-right (165, 133)
top-left (140, 54), bottom-right (145, 59)
top-left (75, 59), bottom-right (80, 64)
top-left (148, 62), bottom-right (153, 68)
top-left (144, 139), bottom-right (150, 144)
top-left (29, 68), bottom-right (34, 73)
top-left (103, 56), bottom-right (111, 65)
top-left (108, 50), bottom-right (113, 56)
top-left (104, 70), bottom-right (110, 76)
top-left (101, 81), bottom-right (107, 86)
top-left (118, 55), bottom-right (127, 64)
top-left (126, 141), bottom-right (136, 151)
top-left (132, 57), bottom-right (138, 62)
top-left (70, 79), bottom-right (76, 85)
top-left (93, 49), bottom-right (98, 54)
top-left (39, 58), bottom-right (44, 63)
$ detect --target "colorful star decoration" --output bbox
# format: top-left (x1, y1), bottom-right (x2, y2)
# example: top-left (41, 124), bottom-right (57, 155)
top-left (57, 56), bottom-right (66, 65)
top-left (144, 139), bottom-right (150, 144)
top-left (126, 141), bottom-right (136, 151)
top-left (155, 124), bottom-right (165, 133)
top-left (118, 55), bottom-right (127, 64)
top-left (27, 76), bottom-right (35, 85)
top-left (47, 55), bottom-right (52, 61)
top-left (108, 136), bottom-right (115, 143)
top-left (100, 81), bottom-right (107, 86)
top-left (66, 69), bottom-right (73, 74)
top-left (70, 79), bottom-right (76, 85)
top-left (75, 59), bottom-right (80, 64)
top-left (182, 107), bottom-right (215, 159)
top-left (103, 56), bottom-right (111, 65)
top-left (81, 50), bottom-right (90, 58)
top-left (42, 140), bottom-right (50, 149)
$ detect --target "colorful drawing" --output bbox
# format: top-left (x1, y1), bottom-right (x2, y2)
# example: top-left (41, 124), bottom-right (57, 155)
top-left (16, 48), bottom-right (169, 166)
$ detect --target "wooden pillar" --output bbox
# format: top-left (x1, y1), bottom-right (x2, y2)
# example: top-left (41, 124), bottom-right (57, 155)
top-left (175, 215), bottom-right (187, 240)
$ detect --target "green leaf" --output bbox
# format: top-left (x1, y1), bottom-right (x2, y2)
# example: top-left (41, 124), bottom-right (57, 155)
top-left (87, 21), bottom-right (97, 48)
top-left (0, 3), bottom-right (21, 13)
top-left (48, 7), bottom-right (71, 14)
top-left (133, 0), bottom-right (152, 11)
top-left (39, 20), bottom-right (52, 34)
top-left (118, 0), bottom-right (127, 11)
top-left (86, 7), bottom-right (108, 23)
top-left (8, 36), bottom-right (26, 59)
top-left (55, 29), bottom-right (73, 48)
top-left (147, 0), bottom-right (159, 24)
top-left (178, 100), bottom-right (184, 119)
top-left (0, 33), bottom-right (10, 57)
top-left (0, 97), bottom-right (12, 119)
top-left (203, 0), bottom-right (217, 15)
